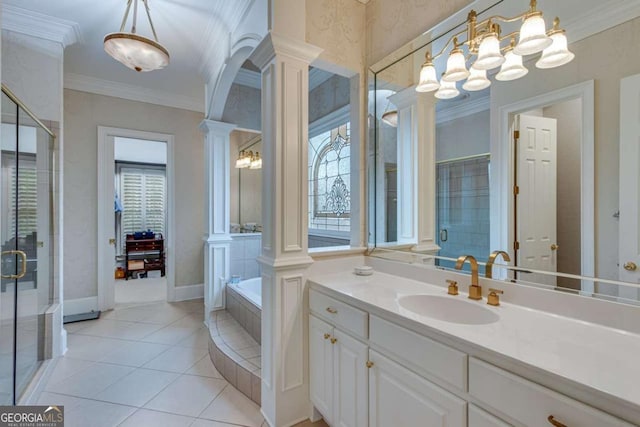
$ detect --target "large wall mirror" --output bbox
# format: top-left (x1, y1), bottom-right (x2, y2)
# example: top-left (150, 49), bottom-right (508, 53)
top-left (369, 0), bottom-right (640, 304)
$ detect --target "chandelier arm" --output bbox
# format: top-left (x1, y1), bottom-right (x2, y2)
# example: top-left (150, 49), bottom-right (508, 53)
top-left (142, 0), bottom-right (160, 42)
top-left (479, 11), bottom-right (529, 26)
top-left (498, 31), bottom-right (520, 44)
top-left (431, 28), bottom-right (467, 61)
top-left (119, 0), bottom-right (133, 32)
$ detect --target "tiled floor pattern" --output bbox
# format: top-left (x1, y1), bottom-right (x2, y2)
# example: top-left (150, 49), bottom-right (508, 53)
top-left (37, 298), bottom-right (267, 427)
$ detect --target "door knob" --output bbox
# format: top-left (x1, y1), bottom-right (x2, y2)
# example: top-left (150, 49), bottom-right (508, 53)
top-left (624, 262), bottom-right (638, 271)
top-left (109, 238), bottom-right (116, 245)
top-left (550, 244), bottom-right (559, 251)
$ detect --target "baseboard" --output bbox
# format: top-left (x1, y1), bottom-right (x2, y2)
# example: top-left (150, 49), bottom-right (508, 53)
top-left (174, 283), bottom-right (204, 301)
top-left (63, 296), bottom-right (98, 316)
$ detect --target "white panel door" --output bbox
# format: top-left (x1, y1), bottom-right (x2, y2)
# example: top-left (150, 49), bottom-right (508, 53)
top-left (309, 315), bottom-right (334, 424)
top-left (516, 114), bottom-right (558, 285)
top-left (369, 350), bottom-right (466, 427)
top-left (619, 73), bottom-right (640, 301)
top-left (333, 329), bottom-right (368, 427)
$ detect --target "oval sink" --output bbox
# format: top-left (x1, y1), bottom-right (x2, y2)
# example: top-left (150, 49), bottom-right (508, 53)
top-left (398, 295), bottom-right (500, 325)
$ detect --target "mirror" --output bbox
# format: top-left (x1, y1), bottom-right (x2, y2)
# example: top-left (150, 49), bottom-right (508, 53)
top-left (231, 130), bottom-right (262, 233)
top-left (369, 0), bottom-right (640, 302)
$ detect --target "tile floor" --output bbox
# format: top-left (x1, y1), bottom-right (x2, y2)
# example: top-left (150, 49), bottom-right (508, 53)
top-left (38, 298), bottom-right (267, 427)
top-left (115, 276), bottom-right (167, 304)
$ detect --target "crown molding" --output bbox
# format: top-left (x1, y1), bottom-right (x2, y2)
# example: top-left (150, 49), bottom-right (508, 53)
top-left (234, 68), bottom-right (261, 89)
top-left (436, 94), bottom-right (489, 124)
top-left (64, 73), bottom-right (204, 113)
top-left (2, 4), bottom-right (82, 48)
top-left (563, 0), bottom-right (640, 44)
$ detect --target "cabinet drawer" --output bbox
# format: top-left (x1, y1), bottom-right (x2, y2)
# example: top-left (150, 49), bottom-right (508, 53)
top-left (310, 289), bottom-right (368, 339)
top-left (469, 358), bottom-right (634, 427)
top-left (469, 405), bottom-right (511, 427)
top-left (369, 315), bottom-right (467, 391)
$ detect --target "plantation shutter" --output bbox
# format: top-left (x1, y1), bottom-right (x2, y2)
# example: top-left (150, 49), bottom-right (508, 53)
top-left (4, 154), bottom-right (38, 238)
top-left (119, 166), bottom-right (166, 247)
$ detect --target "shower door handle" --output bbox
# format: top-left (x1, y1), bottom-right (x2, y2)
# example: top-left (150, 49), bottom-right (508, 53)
top-left (1, 250), bottom-right (27, 279)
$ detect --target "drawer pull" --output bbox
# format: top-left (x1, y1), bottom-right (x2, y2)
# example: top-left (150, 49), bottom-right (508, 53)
top-left (366, 361), bottom-right (374, 368)
top-left (330, 337), bottom-right (337, 344)
top-left (323, 333), bottom-right (330, 340)
top-left (326, 307), bottom-right (338, 314)
top-left (547, 415), bottom-right (567, 427)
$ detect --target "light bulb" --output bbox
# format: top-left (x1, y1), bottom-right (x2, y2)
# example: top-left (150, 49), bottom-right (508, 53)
top-left (514, 12), bottom-right (552, 56)
top-left (442, 48), bottom-right (469, 82)
top-left (496, 48), bottom-right (528, 81)
top-left (435, 79), bottom-right (459, 100)
top-left (536, 30), bottom-right (574, 69)
top-left (474, 33), bottom-right (505, 70)
top-left (463, 67), bottom-right (491, 91)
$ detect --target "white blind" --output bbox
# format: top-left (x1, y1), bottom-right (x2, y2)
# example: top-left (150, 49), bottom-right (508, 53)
top-left (119, 165), bottom-right (166, 247)
top-left (2, 154), bottom-right (38, 238)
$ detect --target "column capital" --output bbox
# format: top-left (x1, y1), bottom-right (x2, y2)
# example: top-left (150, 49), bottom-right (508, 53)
top-left (199, 119), bottom-right (237, 136)
top-left (251, 31), bottom-right (323, 70)
top-left (389, 85), bottom-right (419, 110)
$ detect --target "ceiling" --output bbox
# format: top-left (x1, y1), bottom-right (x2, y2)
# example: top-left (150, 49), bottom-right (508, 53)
top-left (2, 0), bottom-right (255, 112)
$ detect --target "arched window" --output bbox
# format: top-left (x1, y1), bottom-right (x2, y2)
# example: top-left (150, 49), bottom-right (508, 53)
top-left (308, 122), bottom-right (351, 232)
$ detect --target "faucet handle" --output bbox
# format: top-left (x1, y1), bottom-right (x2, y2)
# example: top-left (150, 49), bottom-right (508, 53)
top-left (446, 280), bottom-right (459, 295)
top-left (487, 288), bottom-right (504, 306)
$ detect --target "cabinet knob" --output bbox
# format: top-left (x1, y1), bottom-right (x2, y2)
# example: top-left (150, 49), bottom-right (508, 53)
top-left (326, 307), bottom-right (338, 314)
top-left (330, 337), bottom-right (337, 344)
top-left (547, 415), bottom-right (567, 427)
top-left (366, 361), bottom-right (374, 368)
top-left (323, 333), bottom-right (330, 340)
top-left (624, 261), bottom-right (638, 271)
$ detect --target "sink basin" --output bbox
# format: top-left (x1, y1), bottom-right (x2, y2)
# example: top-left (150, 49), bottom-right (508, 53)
top-left (398, 295), bottom-right (500, 325)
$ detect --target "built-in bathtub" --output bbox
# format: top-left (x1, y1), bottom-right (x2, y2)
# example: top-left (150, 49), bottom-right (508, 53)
top-left (226, 277), bottom-right (261, 344)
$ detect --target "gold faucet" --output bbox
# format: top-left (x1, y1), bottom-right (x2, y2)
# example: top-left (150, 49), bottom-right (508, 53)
top-left (487, 288), bottom-right (504, 306)
top-left (455, 255), bottom-right (482, 300)
top-left (485, 250), bottom-right (511, 279)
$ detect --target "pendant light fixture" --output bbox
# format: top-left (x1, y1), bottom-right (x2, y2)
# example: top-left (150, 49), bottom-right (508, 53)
top-left (104, 0), bottom-right (170, 72)
top-left (414, 0), bottom-right (573, 96)
top-left (381, 99), bottom-right (398, 127)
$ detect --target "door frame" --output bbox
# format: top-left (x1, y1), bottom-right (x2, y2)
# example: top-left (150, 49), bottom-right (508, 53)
top-left (97, 126), bottom-right (176, 310)
top-left (490, 80), bottom-right (594, 292)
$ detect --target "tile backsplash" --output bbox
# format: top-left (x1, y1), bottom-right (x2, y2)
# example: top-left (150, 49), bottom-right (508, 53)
top-left (230, 234), bottom-right (261, 280)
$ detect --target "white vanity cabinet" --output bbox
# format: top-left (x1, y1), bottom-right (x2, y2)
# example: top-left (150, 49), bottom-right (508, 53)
top-left (309, 314), bottom-right (369, 427)
top-left (309, 287), bottom-right (638, 427)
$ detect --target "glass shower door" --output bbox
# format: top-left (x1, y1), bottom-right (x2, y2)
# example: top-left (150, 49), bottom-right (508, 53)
top-left (0, 88), bottom-right (53, 404)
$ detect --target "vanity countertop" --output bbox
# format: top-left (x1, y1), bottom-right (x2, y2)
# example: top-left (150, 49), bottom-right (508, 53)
top-left (307, 270), bottom-right (640, 412)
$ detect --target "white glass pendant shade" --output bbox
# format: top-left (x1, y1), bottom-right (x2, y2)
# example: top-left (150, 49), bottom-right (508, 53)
top-left (416, 63), bottom-right (440, 92)
top-left (235, 151), bottom-right (251, 168)
top-left (536, 30), bottom-right (574, 69)
top-left (435, 79), bottom-right (459, 100)
top-left (442, 49), bottom-right (469, 82)
top-left (381, 110), bottom-right (398, 127)
top-left (473, 34), bottom-right (505, 70)
top-left (496, 49), bottom-right (528, 81)
top-left (514, 12), bottom-right (552, 56)
top-left (463, 67), bottom-right (491, 91)
top-left (104, 33), bottom-right (169, 72)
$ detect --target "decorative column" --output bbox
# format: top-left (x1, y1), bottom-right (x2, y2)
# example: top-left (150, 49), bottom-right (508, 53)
top-left (200, 120), bottom-right (237, 317)
top-left (251, 32), bottom-right (322, 426)
top-left (391, 87), bottom-right (440, 253)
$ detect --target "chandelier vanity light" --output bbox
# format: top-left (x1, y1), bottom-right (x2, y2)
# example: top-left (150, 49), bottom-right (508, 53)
top-left (104, 0), bottom-right (170, 72)
top-left (416, 0), bottom-right (574, 94)
top-left (235, 150), bottom-right (262, 169)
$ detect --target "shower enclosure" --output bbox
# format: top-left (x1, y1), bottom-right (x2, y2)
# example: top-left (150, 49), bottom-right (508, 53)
top-left (0, 85), bottom-right (55, 405)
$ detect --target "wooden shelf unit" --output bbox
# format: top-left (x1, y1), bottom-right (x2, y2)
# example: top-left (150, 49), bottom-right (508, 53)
top-left (124, 234), bottom-right (165, 280)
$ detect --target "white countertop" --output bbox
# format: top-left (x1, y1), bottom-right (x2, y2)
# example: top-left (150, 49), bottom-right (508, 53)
top-left (308, 270), bottom-right (640, 411)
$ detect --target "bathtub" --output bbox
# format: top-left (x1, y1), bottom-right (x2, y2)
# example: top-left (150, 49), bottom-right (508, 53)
top-left (228, 277), bottom-right (262, 308)
top-left (226, 277), bottom-right (262, 344)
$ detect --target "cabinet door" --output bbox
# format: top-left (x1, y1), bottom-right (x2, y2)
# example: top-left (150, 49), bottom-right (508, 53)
top-left (469, 405), bottom-right (512, 427)
top-left (309, 315), bottom-right (334, 424)
top-left (369, 350), bottom-right (466, 427)
top-left (333, 329), bottom-right (368, 427)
